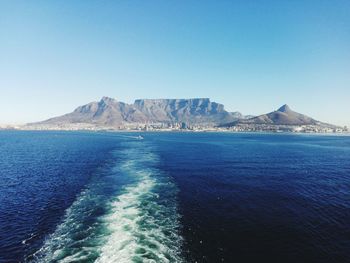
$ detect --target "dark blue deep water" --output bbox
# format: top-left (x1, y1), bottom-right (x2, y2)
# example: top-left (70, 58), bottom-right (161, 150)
top-left (0, 131), bottom-right (349, 263)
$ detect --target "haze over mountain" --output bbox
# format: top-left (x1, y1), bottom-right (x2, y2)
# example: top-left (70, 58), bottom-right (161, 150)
top-left (35, 97), bottom-right (243, 127)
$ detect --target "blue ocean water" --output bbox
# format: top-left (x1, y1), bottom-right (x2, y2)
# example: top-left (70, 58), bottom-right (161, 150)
top-left (0, 131), bottom-right (349, 262)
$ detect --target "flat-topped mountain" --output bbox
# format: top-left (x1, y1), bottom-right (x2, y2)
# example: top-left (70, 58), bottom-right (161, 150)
top-left (133, 98), bottom-right (236, 124)
top-left (34, 97), bottom-right (242, 127)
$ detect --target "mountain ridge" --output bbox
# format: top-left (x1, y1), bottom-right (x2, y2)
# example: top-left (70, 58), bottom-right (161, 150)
top-left (34, 97), bottom-right (243, 127)
top-left (29, 97), bottom-right (338, 129)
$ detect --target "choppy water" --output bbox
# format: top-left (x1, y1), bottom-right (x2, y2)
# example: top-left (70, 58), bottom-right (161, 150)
top-left (0, 131), bottom-right (349, 262)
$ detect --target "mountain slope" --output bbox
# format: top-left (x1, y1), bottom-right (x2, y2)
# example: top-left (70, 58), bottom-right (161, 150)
top-left (34, 97), bottom-right (241, 127)
top-left (225, 104), bottom-right (334, 127)
top-left (39, 97), bottom-right (148, 126)
top-left (244, 104), bottom-right (318, 125)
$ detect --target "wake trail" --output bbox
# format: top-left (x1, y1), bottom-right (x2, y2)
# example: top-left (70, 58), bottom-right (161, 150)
top-left (31, 141), bottom-right (183, 263)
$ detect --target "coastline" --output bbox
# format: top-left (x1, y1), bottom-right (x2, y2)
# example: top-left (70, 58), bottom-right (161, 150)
top-left (1, 127), bottom-right (349, 136)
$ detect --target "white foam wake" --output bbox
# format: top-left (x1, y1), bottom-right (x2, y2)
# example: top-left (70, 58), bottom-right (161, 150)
top-left (96, 174), bottom-right (155, 262)
top-left (30, 142), bottom-right (182, 263)
top-left (96, 148), bottom-right (182, 263)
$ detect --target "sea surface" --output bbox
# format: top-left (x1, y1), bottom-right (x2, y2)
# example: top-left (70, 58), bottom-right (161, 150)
top-left (0, 131), bottom-right (349, 263)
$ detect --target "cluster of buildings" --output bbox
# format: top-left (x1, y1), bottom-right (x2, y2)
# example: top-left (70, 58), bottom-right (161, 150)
top-left (224, 124), bottom-right (348, 133)
top-left (1, 122), bottom-right (348, 134)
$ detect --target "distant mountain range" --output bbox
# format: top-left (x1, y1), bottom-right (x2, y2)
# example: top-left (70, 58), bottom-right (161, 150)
top-left (29, 97), bottom-right (337, 129)
top-left (34, 97), bottom-right (249, 127)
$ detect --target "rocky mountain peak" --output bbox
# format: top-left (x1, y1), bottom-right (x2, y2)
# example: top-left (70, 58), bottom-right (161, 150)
top-left (100, 96), bottom-right (117, 104)
top-left (277, 104), bottom-right (292, 113)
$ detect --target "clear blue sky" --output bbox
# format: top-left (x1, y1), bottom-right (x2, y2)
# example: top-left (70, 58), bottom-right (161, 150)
top-left (1, 0), bottom-right (349, 126)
